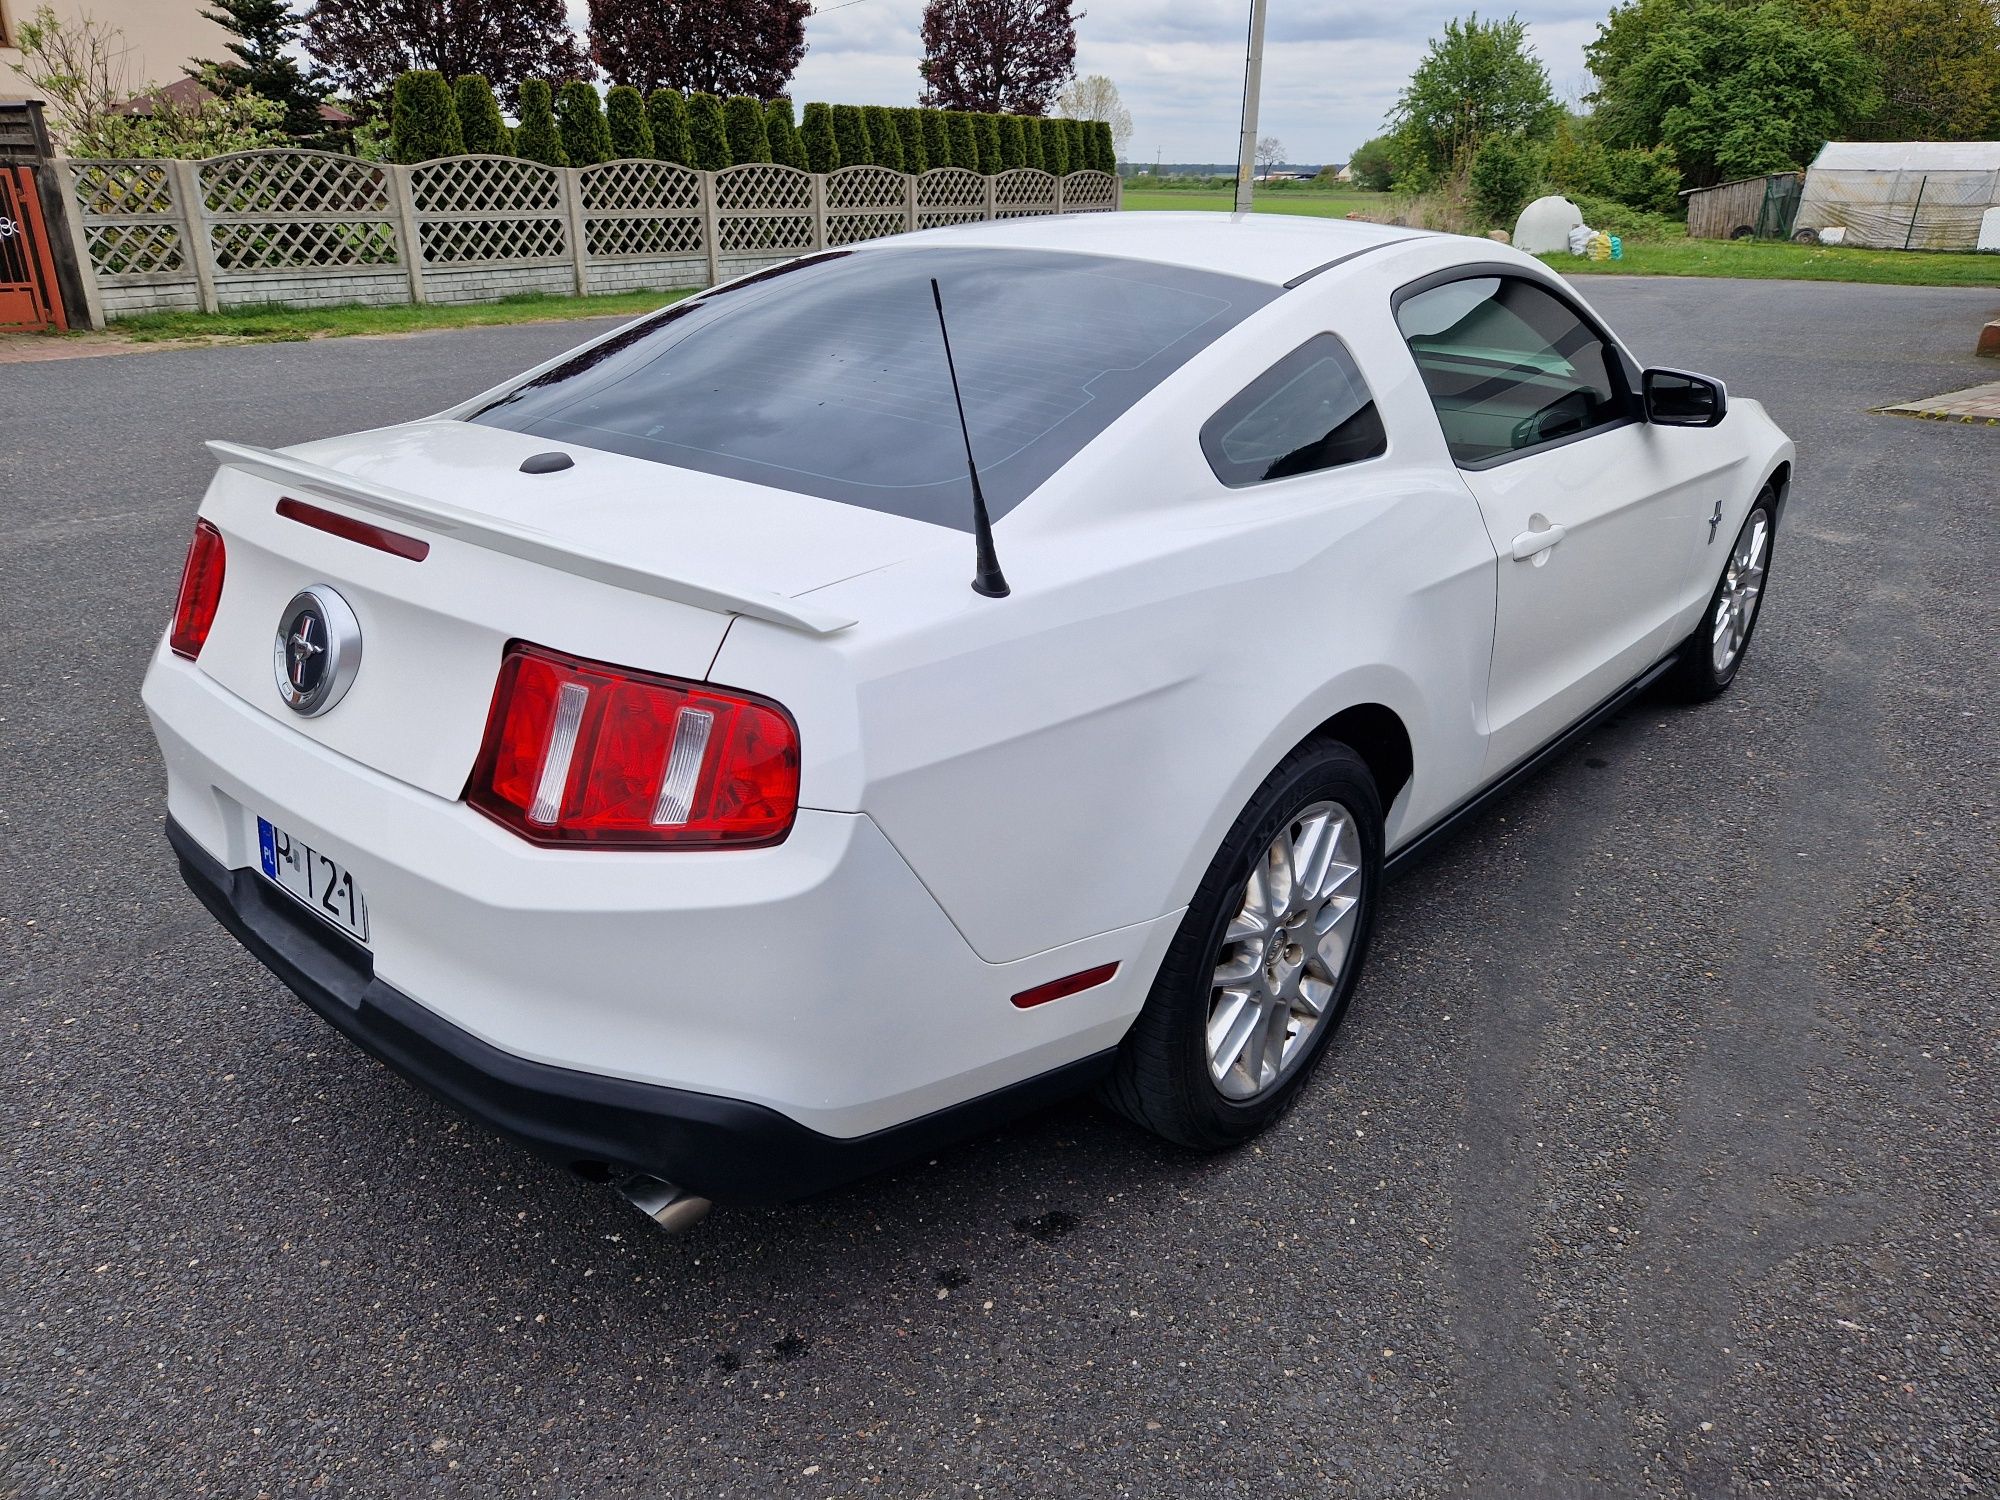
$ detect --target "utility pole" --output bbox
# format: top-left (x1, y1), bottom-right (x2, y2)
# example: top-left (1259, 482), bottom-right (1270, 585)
top-left (1233, 0), bottom-right (1269, 214)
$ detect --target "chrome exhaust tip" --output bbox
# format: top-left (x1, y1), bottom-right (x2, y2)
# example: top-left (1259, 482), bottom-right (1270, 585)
top-left (616, 1174), bottom-right (713, 1234)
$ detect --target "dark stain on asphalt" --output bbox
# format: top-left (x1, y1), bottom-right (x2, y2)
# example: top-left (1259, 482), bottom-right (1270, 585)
top-left (1014, 1209), bottom-right (1082, 1243)
top-left (768, 1333), bottom-right (812, 1363)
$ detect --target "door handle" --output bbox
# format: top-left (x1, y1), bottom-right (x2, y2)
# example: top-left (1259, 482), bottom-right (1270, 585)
top-left (1511, 521), bottom-right (1567, 561)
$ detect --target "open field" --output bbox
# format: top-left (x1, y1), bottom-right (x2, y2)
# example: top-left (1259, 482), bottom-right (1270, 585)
top-left (1122, 186), bottom-right (1377, 218)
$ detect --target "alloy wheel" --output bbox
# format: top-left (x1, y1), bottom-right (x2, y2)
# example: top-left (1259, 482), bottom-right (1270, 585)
top-left (1206, 800), bottom-right (1364, 1101)
top-left (1712, 508), bottom-right (1771, 674)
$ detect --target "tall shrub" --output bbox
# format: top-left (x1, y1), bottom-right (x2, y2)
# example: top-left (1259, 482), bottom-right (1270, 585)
top-left (765, 97), bottom-right (806, 168)
top-left (802, 101), bottom-right (839, 171)
top-left (389, 69), bottom-right (463, 163)
top-left (973, 112), bottom-right (1001, 172)
top-left (1090, 119), bottom-right (1115, 172)
top-left (892, 108), bottom-right (927, 173)
top-left (1469, 134), bottom-right (1540, 225)
top-left (1039, 113), bottom-right (1068, 174)
top-left (1065, 117), bottom-right (1088, 173)
top-left (514, 78), bottom-right (564, 164)
top-left (453, 74), bottom-right (508, 154)
top-left (724, 94), bottom-right (771, 161)
top-left (605, 83), bottom-right (653, 158)
top-left (862, 104), bottom-right (904, 169)
top-left (687, 91), bottom-right (733, 169)
top-left (831, 104), bottom-right (872, 168)
top-left (946, 110), bottom-right (979, 170)
top-left (647, 90), bottom-right (690, 164)
top-left (1021, 110), bottom-right (1045, 171)
top-left (997, 113), bottom-right (1026, 170)
top-left (921, 109), bottom-right (952, 172)
top-left (557, 80), bottom-right (611, 165)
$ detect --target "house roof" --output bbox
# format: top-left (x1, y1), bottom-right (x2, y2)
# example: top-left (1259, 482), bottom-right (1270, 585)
top-left (1811, 141), bottom-right (2000, 173)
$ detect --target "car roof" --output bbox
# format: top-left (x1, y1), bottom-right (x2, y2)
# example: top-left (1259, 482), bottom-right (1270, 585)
top-left (881, 210), bottom-right (1430, 287)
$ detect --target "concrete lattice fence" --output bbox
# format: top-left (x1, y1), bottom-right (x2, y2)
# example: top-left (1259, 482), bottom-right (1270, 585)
top-left (57, 148), bottom-right (1123, 326)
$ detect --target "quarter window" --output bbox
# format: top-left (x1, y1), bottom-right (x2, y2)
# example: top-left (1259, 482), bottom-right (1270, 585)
top-left (1395, 276), bottom-right (1629, 466)
top-left (1200, 334), bottom-right (1386, 487)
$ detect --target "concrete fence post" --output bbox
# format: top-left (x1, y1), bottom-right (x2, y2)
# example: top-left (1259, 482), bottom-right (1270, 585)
top-left (559, 166), bottom-right (590, 296)
top-left (387, 163), bottom-right (427, 304)
top-left (54, 162), bottom-right (107, 329)
top-left (169, 158), bottom-right (219, 314)
top-left (903, 172), bottom-right (917, 233)
top-left (983, 173), bottom-right (997, 222)
top-left (701, 170), bottom-right (721, 286)
top-left (810, 172), bottom-right (827, 252)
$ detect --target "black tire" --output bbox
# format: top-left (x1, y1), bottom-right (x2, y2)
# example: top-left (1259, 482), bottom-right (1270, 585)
top-left (1103, 739), bottom-right (1383, 1150)
top-left (1666, 492), bottom-right (1776, 701)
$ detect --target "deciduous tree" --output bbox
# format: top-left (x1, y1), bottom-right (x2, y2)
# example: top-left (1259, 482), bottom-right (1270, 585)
top-left (587, 0), bottom-right (810, 99)
top-left (919, 0), bottom-right (1078, 114)
top-left (1388, 13), bottom-right (1559, 184)
top-left (1804, 0), bottom-right (2000, 140)
top-left (1590, 0), bottom-right (1876, 182)
top-left (1347, 134), bottom-right (1395, 190)
top-left (303, 0), bottom-right (585, 107)
top-left (1056, 73), bottom-right (1131, 160)
top-left (1255, 134), bottom-right (1285, 175)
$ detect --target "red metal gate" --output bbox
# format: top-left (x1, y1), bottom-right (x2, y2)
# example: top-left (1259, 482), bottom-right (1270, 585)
top-left (0, 166), bottom-right (68, 332)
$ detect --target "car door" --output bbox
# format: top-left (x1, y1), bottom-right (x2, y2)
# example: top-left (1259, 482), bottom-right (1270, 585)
top-left (1394, 270), bottom-right (1701, 776)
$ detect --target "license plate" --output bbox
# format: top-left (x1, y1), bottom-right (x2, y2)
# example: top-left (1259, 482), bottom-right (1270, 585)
top-left (257, 817), bottom-right (370, 944)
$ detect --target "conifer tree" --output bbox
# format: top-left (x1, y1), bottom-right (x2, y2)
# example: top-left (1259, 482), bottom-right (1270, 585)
top-left (765, 97), bottom-right (806, 168)
top-left (1040, 113), bottom-right (1068, 174)
top-left (646, 90), bottom-right (689, 164)
top-left (1021, 110), bottom-right (1045, 171)
top-left (998, 113), bottom-right (1025, 170)
top-left (606, 84), bottom-right (653, 157)
top-left (802, 101), bottom-right (839, 171)
top-left (831, 104), bottom-right (872, 168)
top-left (974, 112), bottom-right (1001, 173)
top-left (724, 94), bottom-right (771, 161)
top-left (687, 92), bottom-right (733, 169)
top-left (921, 109), bottom-right (952, 173)
top-left (892, 108), bottom-right (927, 173)
top-left (557, 79), bottom-right (611, 165)
top-left (389, 69), bottom-right (464, 162)
top-left (947, 110), bottom-right (979, 170)
top-left (861, 105), bottom-right (903, 169)
top-left (513, 78), bottom-right (564, 163)
top-left (453, 74), bottom-right (508, 153)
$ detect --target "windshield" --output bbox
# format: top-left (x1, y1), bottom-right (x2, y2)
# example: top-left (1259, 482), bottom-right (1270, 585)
top-left (467, 246), bottom-right (1277, 529)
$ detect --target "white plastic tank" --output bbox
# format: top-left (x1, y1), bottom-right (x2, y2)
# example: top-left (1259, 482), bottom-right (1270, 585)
top-left (1513, 195), bottom-right (1584, 254)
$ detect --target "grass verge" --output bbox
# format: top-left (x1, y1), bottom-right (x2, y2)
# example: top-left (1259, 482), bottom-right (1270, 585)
top-left (1125, 187), bottom-right (1998, 287)
top-left (106, 288), bottom-right (692, 344)
top-left (1544, 237), bottom-right (1999, 287)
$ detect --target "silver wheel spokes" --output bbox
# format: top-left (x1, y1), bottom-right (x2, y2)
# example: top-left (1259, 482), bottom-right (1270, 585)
top-left (1206, 800), bottom-right (1363, 1102)
top-left (1711, 510), bottom-right (1770, 673)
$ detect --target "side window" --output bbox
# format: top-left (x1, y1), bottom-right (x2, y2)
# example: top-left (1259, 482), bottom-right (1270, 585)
top-left (1200, 333), bottom-right (1387, 487)
top-left (1395, 276), bottom-right (1629, 466)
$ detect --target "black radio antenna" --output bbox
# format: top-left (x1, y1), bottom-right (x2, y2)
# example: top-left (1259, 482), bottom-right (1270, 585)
top-left (930, 277), bottom-right (1010, 599)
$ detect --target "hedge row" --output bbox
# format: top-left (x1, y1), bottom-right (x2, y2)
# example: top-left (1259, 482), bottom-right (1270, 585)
top-left (389, 71), bottom-right (1117, 175)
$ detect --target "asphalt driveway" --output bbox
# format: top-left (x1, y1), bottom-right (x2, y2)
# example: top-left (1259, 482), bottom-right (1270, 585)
top-left (4, 276), bottom-right (1996, 1498)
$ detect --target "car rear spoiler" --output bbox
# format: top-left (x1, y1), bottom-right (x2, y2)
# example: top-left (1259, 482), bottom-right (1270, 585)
top-left (204, 441), bottom-right (857, 636)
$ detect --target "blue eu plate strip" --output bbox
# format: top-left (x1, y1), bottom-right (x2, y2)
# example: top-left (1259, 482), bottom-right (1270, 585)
top-left (257, 817), bottom-right (277, 879)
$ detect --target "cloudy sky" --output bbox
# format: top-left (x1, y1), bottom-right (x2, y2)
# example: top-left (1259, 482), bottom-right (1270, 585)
top-left (563, 2), bottom-right (1612, 166)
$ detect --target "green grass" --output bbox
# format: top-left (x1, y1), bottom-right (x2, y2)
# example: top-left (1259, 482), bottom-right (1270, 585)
top-left (1124, 186), bottom-right (1998, 287)
top-left (108, 288), bottom-right (693, 344)
top-left (1123, 186), bottom-right (1379, 219)
top-left (1542, 237), bottom-right (1999, 287)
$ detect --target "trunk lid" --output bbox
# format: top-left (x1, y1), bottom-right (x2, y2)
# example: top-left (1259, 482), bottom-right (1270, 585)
top-left (190, 419), bottom-right (942, 798)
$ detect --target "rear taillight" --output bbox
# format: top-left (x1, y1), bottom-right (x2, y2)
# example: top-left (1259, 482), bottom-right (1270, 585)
top-left (169, 518), bottom-right (227, 659)
top-left (467, 642), bottom-right (801, 849)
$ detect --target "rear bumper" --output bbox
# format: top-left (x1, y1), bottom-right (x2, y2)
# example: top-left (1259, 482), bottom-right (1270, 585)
top-left (169, 819), bottom-right (1112, 1204)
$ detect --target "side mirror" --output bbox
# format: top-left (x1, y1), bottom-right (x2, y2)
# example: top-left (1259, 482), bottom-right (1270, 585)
top-left (1643, 367), bottom-right (1728, 427)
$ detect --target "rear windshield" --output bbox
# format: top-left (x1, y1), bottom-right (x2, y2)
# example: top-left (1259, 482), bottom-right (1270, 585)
top-left (467, 247), bottom-right (1277, 529)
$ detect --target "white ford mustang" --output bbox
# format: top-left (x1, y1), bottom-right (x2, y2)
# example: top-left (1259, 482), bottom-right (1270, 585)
top-left (146, 213), bottom-right (1791, 1229)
